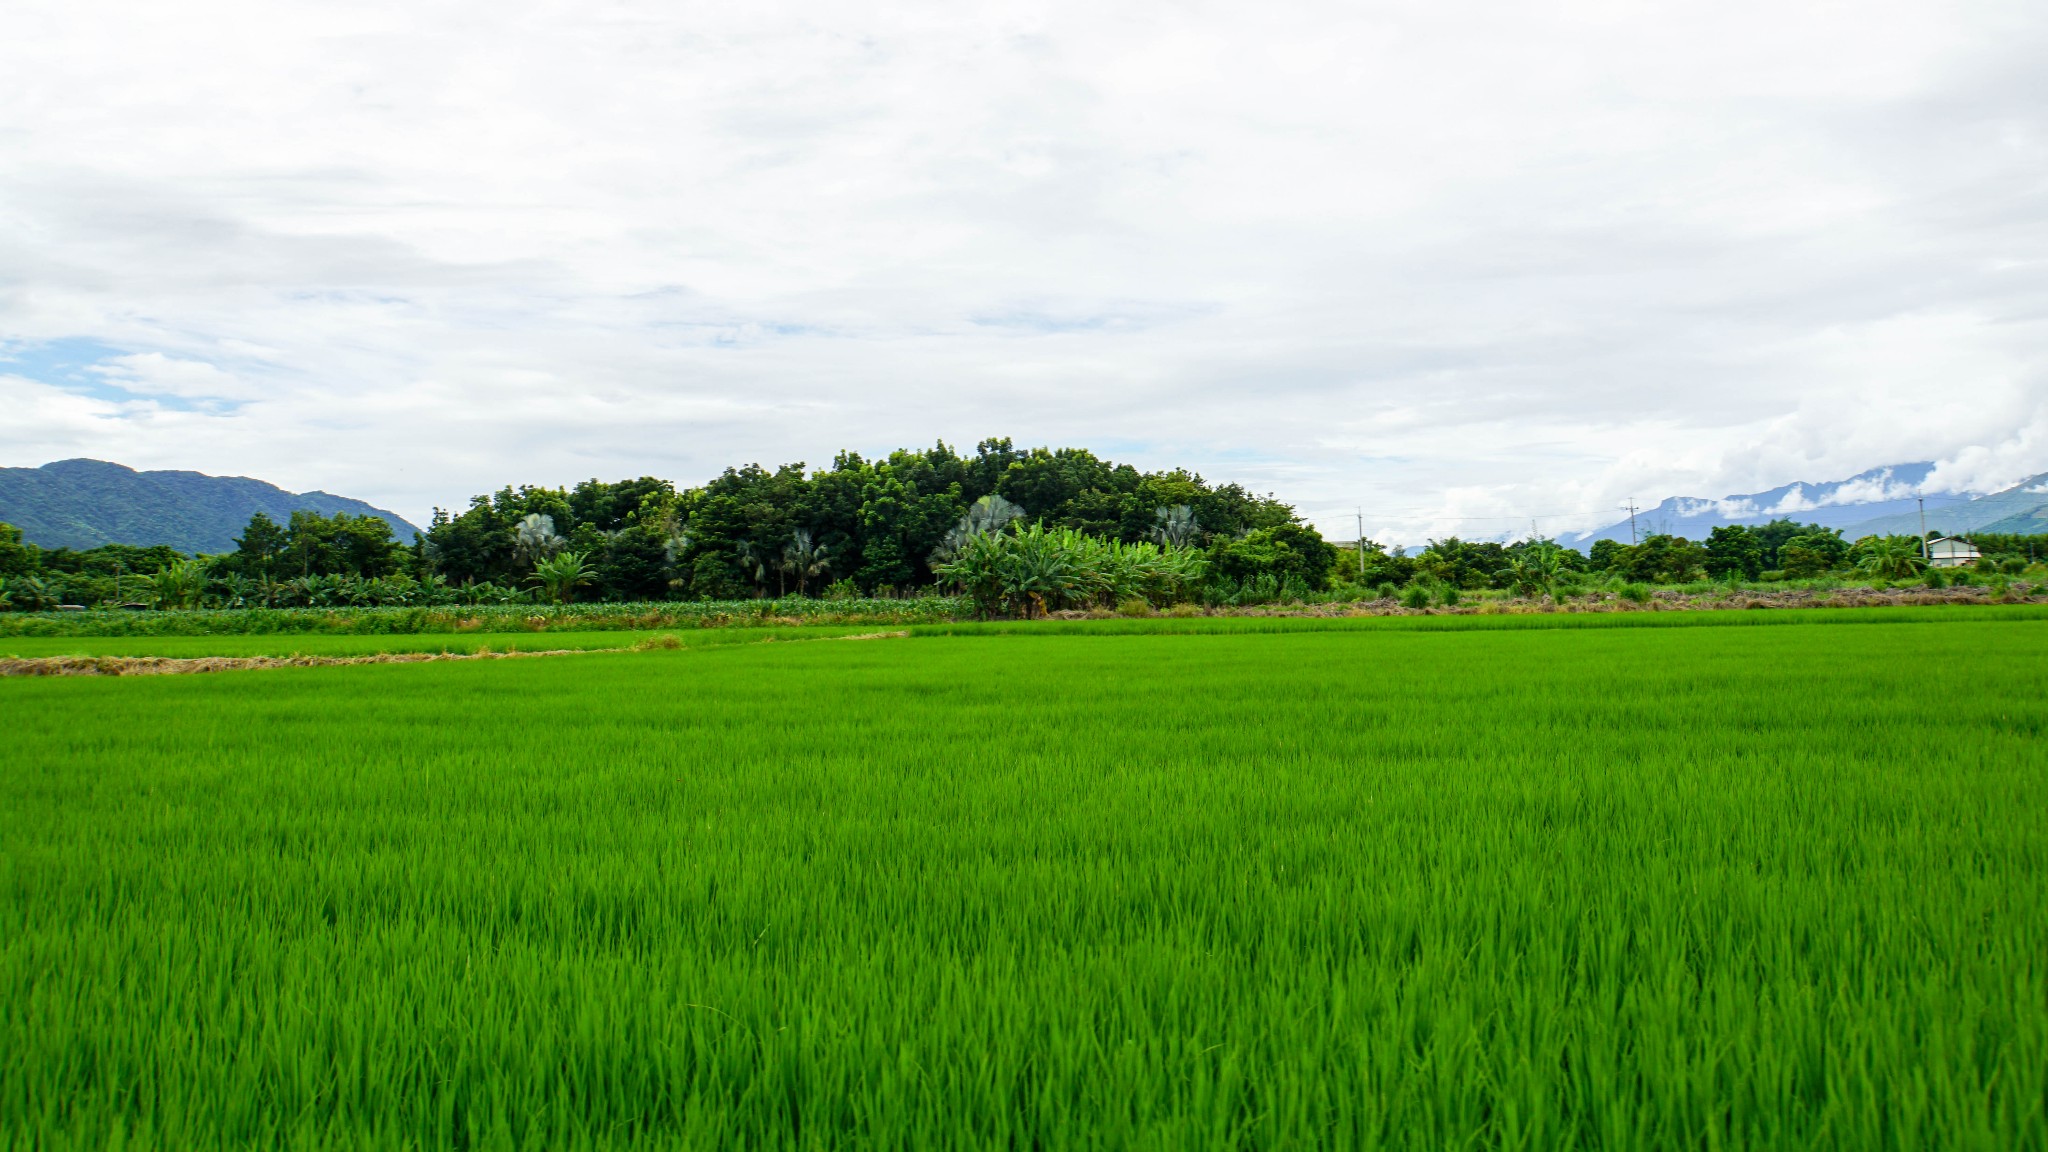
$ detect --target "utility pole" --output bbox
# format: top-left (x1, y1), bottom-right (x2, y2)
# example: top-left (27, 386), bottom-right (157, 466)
top-left (1917, 496), bottom-right (1928, 561)
top-left (1355, 509), bottom-right (1365, 577)
top-left (1625, 500), bottom-right (1639, 546)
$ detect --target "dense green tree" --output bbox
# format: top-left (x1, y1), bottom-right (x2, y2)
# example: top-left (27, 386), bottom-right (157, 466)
top-left (225, 512), bottom-right (290, 578)
top-left (0, 523), bottom-right (31, 577)
top-left (1344, 542), bottom-right (1417, 588)
top-left (1209, 523), bottom-right (1337, 592)
top-left (1704, 526), bottom-right (1764, 580)
top-left (1961, 533), bottom-right (2048, 561)
top-left (33, 542), bottom-right (183, 579)
top-left (273, 510), bottom-right (407, 579)
top-left (1615, 534), bottom-right (1710, 583)
top-left (1751, 520), bottom-right (1836, 571)
top-left (1417, 538), bottom-right (1510, 590)
top-left (1779, 532), bottom-right (1849, 578)
top-left (569, 476), bottom-right (673, 532)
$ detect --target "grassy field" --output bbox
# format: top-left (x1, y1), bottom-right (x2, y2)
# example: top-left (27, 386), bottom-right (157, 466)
top-left (2, 615), bottom-right (2044, 1149)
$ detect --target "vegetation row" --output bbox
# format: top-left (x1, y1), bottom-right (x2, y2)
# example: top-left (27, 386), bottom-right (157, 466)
top-left (3, 438), bottom-right (2045, 616)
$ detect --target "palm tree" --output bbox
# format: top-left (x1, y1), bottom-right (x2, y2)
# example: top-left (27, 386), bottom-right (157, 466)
top-left (528, 550), bottom-right (596, 604)
top-left (781, 529), bottom-right (833, 595)
top-left (966, 494), bottom-right (1025, 534)
top-left (513, 513), bottom-right (566, 566)
top-left (932, 494), bottom-right (1027, 566)
top-left (1150, 505), bottom-right (1200, 548)
top-left (735, 541), bottom-right (771, 598)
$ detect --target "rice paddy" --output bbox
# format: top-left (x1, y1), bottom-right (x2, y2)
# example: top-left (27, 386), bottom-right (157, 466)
top-left (2, 613), bottom-right (2044, 1149)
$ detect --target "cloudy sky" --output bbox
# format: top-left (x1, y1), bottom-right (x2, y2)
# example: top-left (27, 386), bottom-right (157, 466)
top-left (3, 0), bottom-right (2045, 540)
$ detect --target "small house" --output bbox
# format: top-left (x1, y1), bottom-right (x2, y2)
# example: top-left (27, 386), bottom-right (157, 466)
top-left (1925, 536), bottom-right (1980, 569)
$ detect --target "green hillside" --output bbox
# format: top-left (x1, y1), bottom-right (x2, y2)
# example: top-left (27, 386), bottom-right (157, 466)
top-left (1842, 472), bottom-right (2048, 537)
top-left (0, 459), bottom-right (420, 554)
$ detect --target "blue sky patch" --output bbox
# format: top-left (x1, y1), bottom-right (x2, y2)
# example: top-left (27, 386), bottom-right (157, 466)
top-left (0, 337), bottom-right (221, 412)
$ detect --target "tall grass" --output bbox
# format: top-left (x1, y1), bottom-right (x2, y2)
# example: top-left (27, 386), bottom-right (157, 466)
top-left (2, 621), bottom-right (2044, 1149)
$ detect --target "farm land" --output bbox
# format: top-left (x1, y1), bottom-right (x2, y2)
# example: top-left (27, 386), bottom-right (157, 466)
top-left (2, 608), bottom-right (2044, 1149)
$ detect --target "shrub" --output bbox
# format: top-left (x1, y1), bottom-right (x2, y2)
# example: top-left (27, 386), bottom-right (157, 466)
top-left (1616, 583), bottom-right (1653, 605)
top-left (1399, 585), bottom-right (1431, 610)
top-left (1116, 597), bottom-right (1156, 618)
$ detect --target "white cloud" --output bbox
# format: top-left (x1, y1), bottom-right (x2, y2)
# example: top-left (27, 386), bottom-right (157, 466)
top-left (88, 353), bottom-right (263, 404)
top-left (0, 0), bottom-right (2043, 533)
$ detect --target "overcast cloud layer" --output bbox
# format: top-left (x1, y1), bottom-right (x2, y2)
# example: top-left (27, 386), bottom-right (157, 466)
top-left (3, 0), bottom-right (2045, 541)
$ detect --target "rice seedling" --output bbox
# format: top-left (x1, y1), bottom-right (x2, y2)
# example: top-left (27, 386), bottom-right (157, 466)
top-left (1, 616), bottom-right (2043, 1149)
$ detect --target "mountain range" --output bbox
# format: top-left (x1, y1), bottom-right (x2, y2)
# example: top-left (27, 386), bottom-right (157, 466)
top-left (1572, 463), bottom-right (2048, 545)
top-left (0, 459), bottom-right (421, 554)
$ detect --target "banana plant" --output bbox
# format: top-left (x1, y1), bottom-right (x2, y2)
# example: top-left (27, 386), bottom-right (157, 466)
top-left (529, 551), bottom-right (596, 604)
top-left (1853, 536), bottom-right (1928, 580)
top-left (148, 561), bottom-right (210, 610)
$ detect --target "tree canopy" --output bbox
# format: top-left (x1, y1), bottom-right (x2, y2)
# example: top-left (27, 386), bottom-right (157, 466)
top-left (420, 439), bottom-right (1300, 601)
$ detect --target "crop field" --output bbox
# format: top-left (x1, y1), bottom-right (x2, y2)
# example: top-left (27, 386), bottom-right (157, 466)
top-left (2, 614), bottom-right (2044, 1149)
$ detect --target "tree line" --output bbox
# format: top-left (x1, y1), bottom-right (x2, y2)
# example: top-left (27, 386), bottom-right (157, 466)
top-left (3, 440), bottom-right (2043, 613)
top-left (1352, 521), bottom-right (2038, 593)
top-left (0, 440), bottom-right (1326, 610)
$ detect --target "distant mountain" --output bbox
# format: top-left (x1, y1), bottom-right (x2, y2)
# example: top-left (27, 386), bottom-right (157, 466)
top-left (1568, 463), bottom-right (1973, 545)
top-left (1840, 473), bottom-right (2048, 538)
top-left (0, 459), bottom-right (422, 554)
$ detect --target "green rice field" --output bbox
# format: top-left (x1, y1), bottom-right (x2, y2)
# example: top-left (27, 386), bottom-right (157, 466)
top-left (3, 612), bottom-right (2044, 1149)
